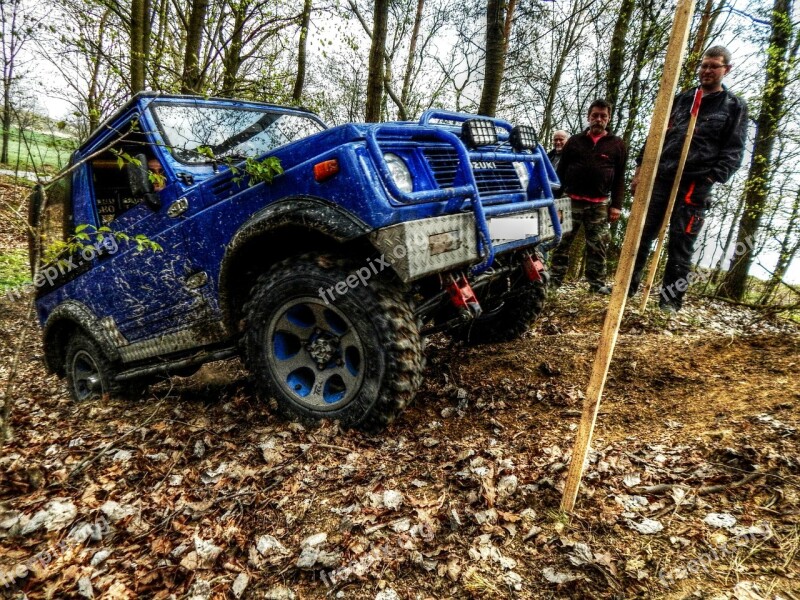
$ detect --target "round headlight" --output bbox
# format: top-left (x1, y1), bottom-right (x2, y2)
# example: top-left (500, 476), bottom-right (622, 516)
top-left (384, 153), bottom-right (413, 194)
top-left (513, 161), bottom-right (530, 191)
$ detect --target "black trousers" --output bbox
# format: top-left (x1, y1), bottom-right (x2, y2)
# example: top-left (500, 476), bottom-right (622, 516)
top-left (630, 177), bottom-right (712, 308)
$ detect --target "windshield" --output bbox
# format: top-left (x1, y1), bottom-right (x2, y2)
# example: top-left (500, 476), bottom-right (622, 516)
top-left (151, 103), bottom-right (325, 163)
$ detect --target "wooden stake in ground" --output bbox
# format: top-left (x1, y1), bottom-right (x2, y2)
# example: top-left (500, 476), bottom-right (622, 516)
top-left (560, 0), bottom-right (697, 513)
top-left (639, 88), bottom-right (704, 312)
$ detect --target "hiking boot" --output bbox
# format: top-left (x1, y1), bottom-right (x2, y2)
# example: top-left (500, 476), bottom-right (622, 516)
top-left (659, 302), bottom-right (678, 315)
top-left (590, 284), bottom-right (612, 295)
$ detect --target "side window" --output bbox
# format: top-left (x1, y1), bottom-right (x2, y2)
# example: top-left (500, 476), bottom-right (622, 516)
top-left (28, 177), bottom-right (71, 272)
top-left (91, 158), bottom-right (139, 224)
top-left (89, 121), bottom-right (160, 225)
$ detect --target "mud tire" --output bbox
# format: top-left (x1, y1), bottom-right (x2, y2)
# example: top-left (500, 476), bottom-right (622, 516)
top-left (243, 254), bottom-right (424, 432)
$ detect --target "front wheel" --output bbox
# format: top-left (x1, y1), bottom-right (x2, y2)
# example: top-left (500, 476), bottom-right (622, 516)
top-left (243, 254), bottom-right (424, 432)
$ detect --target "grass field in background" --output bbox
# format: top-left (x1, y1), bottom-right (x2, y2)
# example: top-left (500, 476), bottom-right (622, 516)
top-left (0, 249), bottom-right (29, 292)
top-left (0, 127), bottom-right (76, 174)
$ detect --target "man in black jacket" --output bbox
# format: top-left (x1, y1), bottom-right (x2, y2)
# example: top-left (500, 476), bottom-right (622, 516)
top-left (629, 45), bottom-right (748, 313)
top-left (552, 99), bottom-right (627, 294)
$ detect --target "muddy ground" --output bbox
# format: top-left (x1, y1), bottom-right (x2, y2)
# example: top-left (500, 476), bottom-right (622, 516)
top-left (1, 186), bottom-right (799, 599)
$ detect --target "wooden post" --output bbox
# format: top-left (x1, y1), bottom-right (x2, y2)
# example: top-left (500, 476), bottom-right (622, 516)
top-left (639, 88), bottom-right (704, 311)
top-left (560, 0), bottom-right (697, 514)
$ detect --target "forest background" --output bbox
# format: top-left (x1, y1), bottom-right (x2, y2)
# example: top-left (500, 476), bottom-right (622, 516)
top-left (1, 0), bottom-right (799, 306)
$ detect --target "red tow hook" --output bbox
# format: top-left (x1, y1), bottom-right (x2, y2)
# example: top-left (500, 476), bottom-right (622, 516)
top-left (446, 275), bottom-right (482, 319)
top-left (522, 252), bottom-right (546, 282)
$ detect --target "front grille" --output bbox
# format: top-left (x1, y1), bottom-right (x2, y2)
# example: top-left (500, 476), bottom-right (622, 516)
top-left (423, 148), bottom-right (523, 195)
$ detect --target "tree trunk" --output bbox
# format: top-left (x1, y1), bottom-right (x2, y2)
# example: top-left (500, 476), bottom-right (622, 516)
top-left (478, 0), bottom-right (515, 117)
top-left (181, 0), bottom-right (210, 94)
top-left (679, 0), bottom-right (723, 90)
top-left (399, 0), bottom-right (424, 120)
top-left (365, 0), bottom-right (389, 122)
top-left (0, 0), bottom-right (20, 165)
top-left (759, 188), bottom-right (800, 304)
top-left (130, 0), bottom-right (146, 92)
top-left (606, 0), bottom-right (635, 132)
top-left (720, 0), bottom-right (794, 300)
top-left (221, 0), bottom-right (246, 97)
top-left (87, 9), bottom-right (111, 132)
top-left (292, 0), bottom-right (313, 103)
top-left (539, 0), bottom-right (590, 142)
top-left (709, 189), bottom-right (745, 287)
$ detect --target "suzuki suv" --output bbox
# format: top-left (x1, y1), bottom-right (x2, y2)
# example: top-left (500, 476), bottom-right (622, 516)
top-left (28, 93), bottom-right (571, 431)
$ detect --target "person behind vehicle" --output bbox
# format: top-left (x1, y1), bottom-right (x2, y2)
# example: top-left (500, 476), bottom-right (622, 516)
top-left (147, 158), bottom-right (167, 192)
top-left (551, 99), bottom-right (627, 294)
top-left (628, 45), bottom-right (748, 313)
top-left (547, 130), bottom-right (569, 170)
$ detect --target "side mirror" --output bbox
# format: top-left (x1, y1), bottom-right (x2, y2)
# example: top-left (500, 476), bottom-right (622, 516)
top-left (127, 154), bottom-right (161, 210)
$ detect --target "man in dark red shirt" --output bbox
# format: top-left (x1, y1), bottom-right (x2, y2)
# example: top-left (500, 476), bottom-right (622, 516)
top-left (551, 99), bottom-right (627, 294)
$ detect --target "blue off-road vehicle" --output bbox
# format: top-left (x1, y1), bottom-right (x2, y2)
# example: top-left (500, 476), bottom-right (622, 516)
top-left (29, 93), bottom-right (571, 431)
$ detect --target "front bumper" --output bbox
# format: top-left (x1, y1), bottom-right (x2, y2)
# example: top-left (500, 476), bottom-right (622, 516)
top-left (370, 199), bottom-right (573, 283)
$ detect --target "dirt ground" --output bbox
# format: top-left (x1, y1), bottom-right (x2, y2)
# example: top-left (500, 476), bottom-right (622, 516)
top-left (1, 185), bottom-right (799, 599)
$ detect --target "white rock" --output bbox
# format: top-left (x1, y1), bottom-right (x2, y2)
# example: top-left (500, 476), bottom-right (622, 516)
top-left (193, 536), bottom-right (223, 565)
top-left (112, 449), bottom-right (133, 462)
top-left (301, 532), bottom-right (327, 548)
top-left (473, 509), bottom-right (498, 525)
top-left (91, 549), bottom-right (111, 567)
top-left (232, 573), bottom-right (249, 599)
top-left (497, 475), bottom-right (518, 499)
top-left (22, 500), bottom-right (77, 535)
top-left (628, 518), bottom-right (664, 535)
top-left (504, 571), bottom-right (524, 591)
top-left (623, 473), bottom-right (642, 488)
top-left (194, 440), bottom-right (206, 458)
top-left (77, 576), bottom-right (94, 599)
top-left (264, 587), bottom-right (296, 600)
top-left (100, 500), bottom-right (136, 523)
top-left (296, 546), bottom-right (319, 569)
top-left (703, 513), bottom-right (737, 529)
top-left (146, 453), bottom-right (169, 462)
top-left (382, 490), bottom-right (403, 510)
top-left (257, 535), bottom-right (288, 556)
top-left (375, 589), bottom-right (400, 600)
top-left (542, 567), bottom-right (583, 584)
top-left (67, 522), bottom-right (97, 544)
top-left (187, 579), bottom-right (212, 600)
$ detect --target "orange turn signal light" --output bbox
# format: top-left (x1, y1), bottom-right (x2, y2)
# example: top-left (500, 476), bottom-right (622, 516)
top-left (314, 159), bottom-right (339, 182)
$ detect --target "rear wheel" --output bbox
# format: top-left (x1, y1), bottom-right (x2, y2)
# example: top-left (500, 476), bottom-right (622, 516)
top-left (453, 278), bottom-right (546, 345)
top-left (65, 334), bottom-right (147, 401)
top-left (65, 334), bottom-right (117, 401)
top-left (244, 254), bottom-right (424, 432)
